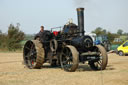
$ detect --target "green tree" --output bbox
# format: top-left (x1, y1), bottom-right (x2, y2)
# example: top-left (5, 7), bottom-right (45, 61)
top-left (92, 27), bottom-right (106, 36)
top-left (0, 33), bottom-right (7, 49)
top-left (123, 32), bottom-right (128, 35)
top-left (117, 29), bottom-right (123, 35)
top-left (107, 32), bottom-right (119, 42)
top-left (0, 30), bottom-right (2, 47)
top-left (7, 23), bottom-right (25, 50)
top-left (103, 29), bottom-right (107, 34)
top-left (92, 27), bottom-right (119, 42)
top-left (0, 30), bottom-right (2, 34)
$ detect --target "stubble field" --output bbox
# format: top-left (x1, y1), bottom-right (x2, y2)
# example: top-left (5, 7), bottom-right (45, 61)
top-left (0, 53), bottom-right (128, 85)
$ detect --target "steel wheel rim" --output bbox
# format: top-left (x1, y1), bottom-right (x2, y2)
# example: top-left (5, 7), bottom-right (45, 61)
top-left (61, 47), bottom-right (73, 71)
top-left (24, 41), bottom-right (37, 68)
top-left (93, 58), bottom-right (103, 70)
top-left (95, 49), bottom-right (103, 70)
top-left (91, 47), bottom-right (103, 70)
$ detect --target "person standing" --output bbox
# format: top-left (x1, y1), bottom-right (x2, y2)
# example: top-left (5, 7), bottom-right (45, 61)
top-left (34, 26), bottom-right (45, 41)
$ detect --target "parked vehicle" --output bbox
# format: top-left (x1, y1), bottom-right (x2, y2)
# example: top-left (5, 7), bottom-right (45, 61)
top-left (117, 40), bottom-right (128, 56)
top-left (94, 35), bottom-right (111, 51)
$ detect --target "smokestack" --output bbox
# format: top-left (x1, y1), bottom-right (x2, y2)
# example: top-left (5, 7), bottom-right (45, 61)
top-left (76, 8), bottom-right (84, 36)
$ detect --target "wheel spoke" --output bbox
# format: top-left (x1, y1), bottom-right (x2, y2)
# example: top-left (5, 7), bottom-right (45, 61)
top-left (31, 44), bottom-right (34, 49)
top-left (29, 51), bottom-right (37, 56)
top-left (25, 46), bottom-right (31, 50)
top-left (62, 53), bottom-right (67, 57)
top-left (97, 61), bottom-right (102, 66)
top-left (94, 62), bottom-right (98, 67)
top-left (68, 52), bottom-right (72, 57)
top-left (27, 59), bottom-right (32, 67)
top-left (62, 58), bottom-right (70, 64)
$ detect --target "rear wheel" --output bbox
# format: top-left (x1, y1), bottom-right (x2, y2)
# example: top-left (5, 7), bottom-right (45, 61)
top-left (23, 40), bottom-right (45, 69)
top-left (89, 45), bottom-right (108, 70)
top-left (60, 45), bottom-right (79, 72)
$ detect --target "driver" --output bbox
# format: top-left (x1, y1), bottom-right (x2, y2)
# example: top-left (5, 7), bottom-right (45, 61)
top-left (34, 26), bottom-right (45, 41)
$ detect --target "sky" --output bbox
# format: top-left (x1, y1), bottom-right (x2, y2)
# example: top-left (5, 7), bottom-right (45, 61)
top-left (0, 0), bottom-right (128, 34)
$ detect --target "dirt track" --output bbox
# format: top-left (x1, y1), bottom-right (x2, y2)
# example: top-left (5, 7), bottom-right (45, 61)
top-left (0, 53), bottom-right (128, 85)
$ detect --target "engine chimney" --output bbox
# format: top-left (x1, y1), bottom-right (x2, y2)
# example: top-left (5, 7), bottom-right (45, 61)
top-left (76, 8), bottom-right (84, 36)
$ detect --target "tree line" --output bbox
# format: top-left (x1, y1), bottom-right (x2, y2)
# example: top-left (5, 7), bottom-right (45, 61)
top-left (0, 24), bottom-right (127, 51)
top-left (0, 23), bottom-right (24, 51)
top-left (92, 27), bottom-right (128, 42)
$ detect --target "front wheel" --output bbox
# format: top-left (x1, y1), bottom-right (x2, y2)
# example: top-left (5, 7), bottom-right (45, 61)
top-left (118, 51), bottom-right (124, 56)
top-left (60, 45), bottom-right (79, 72)
top-left (89, 45), bottom-right (108, 70)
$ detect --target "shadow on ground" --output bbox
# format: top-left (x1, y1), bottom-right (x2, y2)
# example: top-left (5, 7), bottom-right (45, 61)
top-left (40, 64), bottom-right (115, 72)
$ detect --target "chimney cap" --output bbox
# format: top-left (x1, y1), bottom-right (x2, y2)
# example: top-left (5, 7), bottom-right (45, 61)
top-left (76, 8), bottom-right (84, 11)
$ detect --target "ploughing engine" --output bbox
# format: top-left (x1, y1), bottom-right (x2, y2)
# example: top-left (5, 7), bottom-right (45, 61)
top-left (23, 8), bottom-right (108, 72)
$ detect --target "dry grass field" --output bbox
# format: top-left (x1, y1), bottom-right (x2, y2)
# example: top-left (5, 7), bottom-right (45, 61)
top-left (0, 53), bottom-right (128, 85)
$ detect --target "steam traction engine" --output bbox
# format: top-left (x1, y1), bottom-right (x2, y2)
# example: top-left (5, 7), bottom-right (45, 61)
top-left (23, 8), bottom-right (108, 72)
